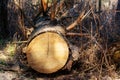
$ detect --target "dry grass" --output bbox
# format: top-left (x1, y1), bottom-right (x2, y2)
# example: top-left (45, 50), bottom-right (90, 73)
top-left (55, 0), bottom-right (120, 79)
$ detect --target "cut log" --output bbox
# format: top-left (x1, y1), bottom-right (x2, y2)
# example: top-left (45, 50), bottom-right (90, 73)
top-left (26, 28), bottom-right (69, 74)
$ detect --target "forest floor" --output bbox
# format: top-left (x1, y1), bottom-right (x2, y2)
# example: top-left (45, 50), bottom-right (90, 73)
top-left (0, 39), bottom-right (120, 80)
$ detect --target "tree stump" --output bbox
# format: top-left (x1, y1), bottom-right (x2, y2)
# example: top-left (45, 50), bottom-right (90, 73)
top-left (25, 26), bottom-right (69, 74)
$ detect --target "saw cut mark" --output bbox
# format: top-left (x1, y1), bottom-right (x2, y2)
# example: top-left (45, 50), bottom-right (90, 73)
top-left (47, 33), bottom-right (49, 56)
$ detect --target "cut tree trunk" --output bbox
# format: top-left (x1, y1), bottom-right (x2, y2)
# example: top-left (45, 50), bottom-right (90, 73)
top-left (25, 26), bottom-right (69, 74)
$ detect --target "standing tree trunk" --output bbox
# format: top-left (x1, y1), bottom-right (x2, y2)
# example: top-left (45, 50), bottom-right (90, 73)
top-left (0, 0), bottom-right (9, 38)
top-left (115, 0), bottom-right (120, 25)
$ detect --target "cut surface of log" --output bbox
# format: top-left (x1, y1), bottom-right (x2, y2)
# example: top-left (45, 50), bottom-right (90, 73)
top-left (26, 32), bottom-right (69, 74)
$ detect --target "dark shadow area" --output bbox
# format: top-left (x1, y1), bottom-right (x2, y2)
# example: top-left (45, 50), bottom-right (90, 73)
top-left (0, 0), bottom-right (9, 39)
top-left (115, 0), bottom-right (120, 23)
top-left (20, 67), bottom-right (71, 79)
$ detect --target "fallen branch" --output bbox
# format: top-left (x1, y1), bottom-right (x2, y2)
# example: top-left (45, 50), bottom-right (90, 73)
top-left (12, 41), bottom-right (28, 44)
top-left (66, 8), bottom-right (92, 30)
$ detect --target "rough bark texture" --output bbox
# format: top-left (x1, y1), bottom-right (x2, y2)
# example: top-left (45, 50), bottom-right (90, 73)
top-left (115, 0), bottom-right (120, 25)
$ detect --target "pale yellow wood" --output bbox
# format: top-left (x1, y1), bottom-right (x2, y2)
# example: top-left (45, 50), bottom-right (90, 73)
top-left (26, 32), bottom-right (69, 73)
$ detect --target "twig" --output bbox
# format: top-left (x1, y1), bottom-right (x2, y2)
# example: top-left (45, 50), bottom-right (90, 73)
top-left (5, 41), bottom-right (28, 44)
top-left (83, 64), bottom-right (98, 72)
top-left (0, 67), bottom-right (19, 72)
top-left (66, 33), bottom-right (90, 37)
top-left (12, 41), bottom-right (28, 44)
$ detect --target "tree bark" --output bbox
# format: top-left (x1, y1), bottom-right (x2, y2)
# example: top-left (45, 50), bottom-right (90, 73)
top-left (115, 0), bottom-right (120, 25)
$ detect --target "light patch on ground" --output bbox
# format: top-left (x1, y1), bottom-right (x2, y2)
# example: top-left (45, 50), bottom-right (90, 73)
top-left (0, 71), bottom-right (18, 80)
top-left (4, 43), bottom-right (16, 56)
top-left (0, 53), bottom-right (8, 61)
